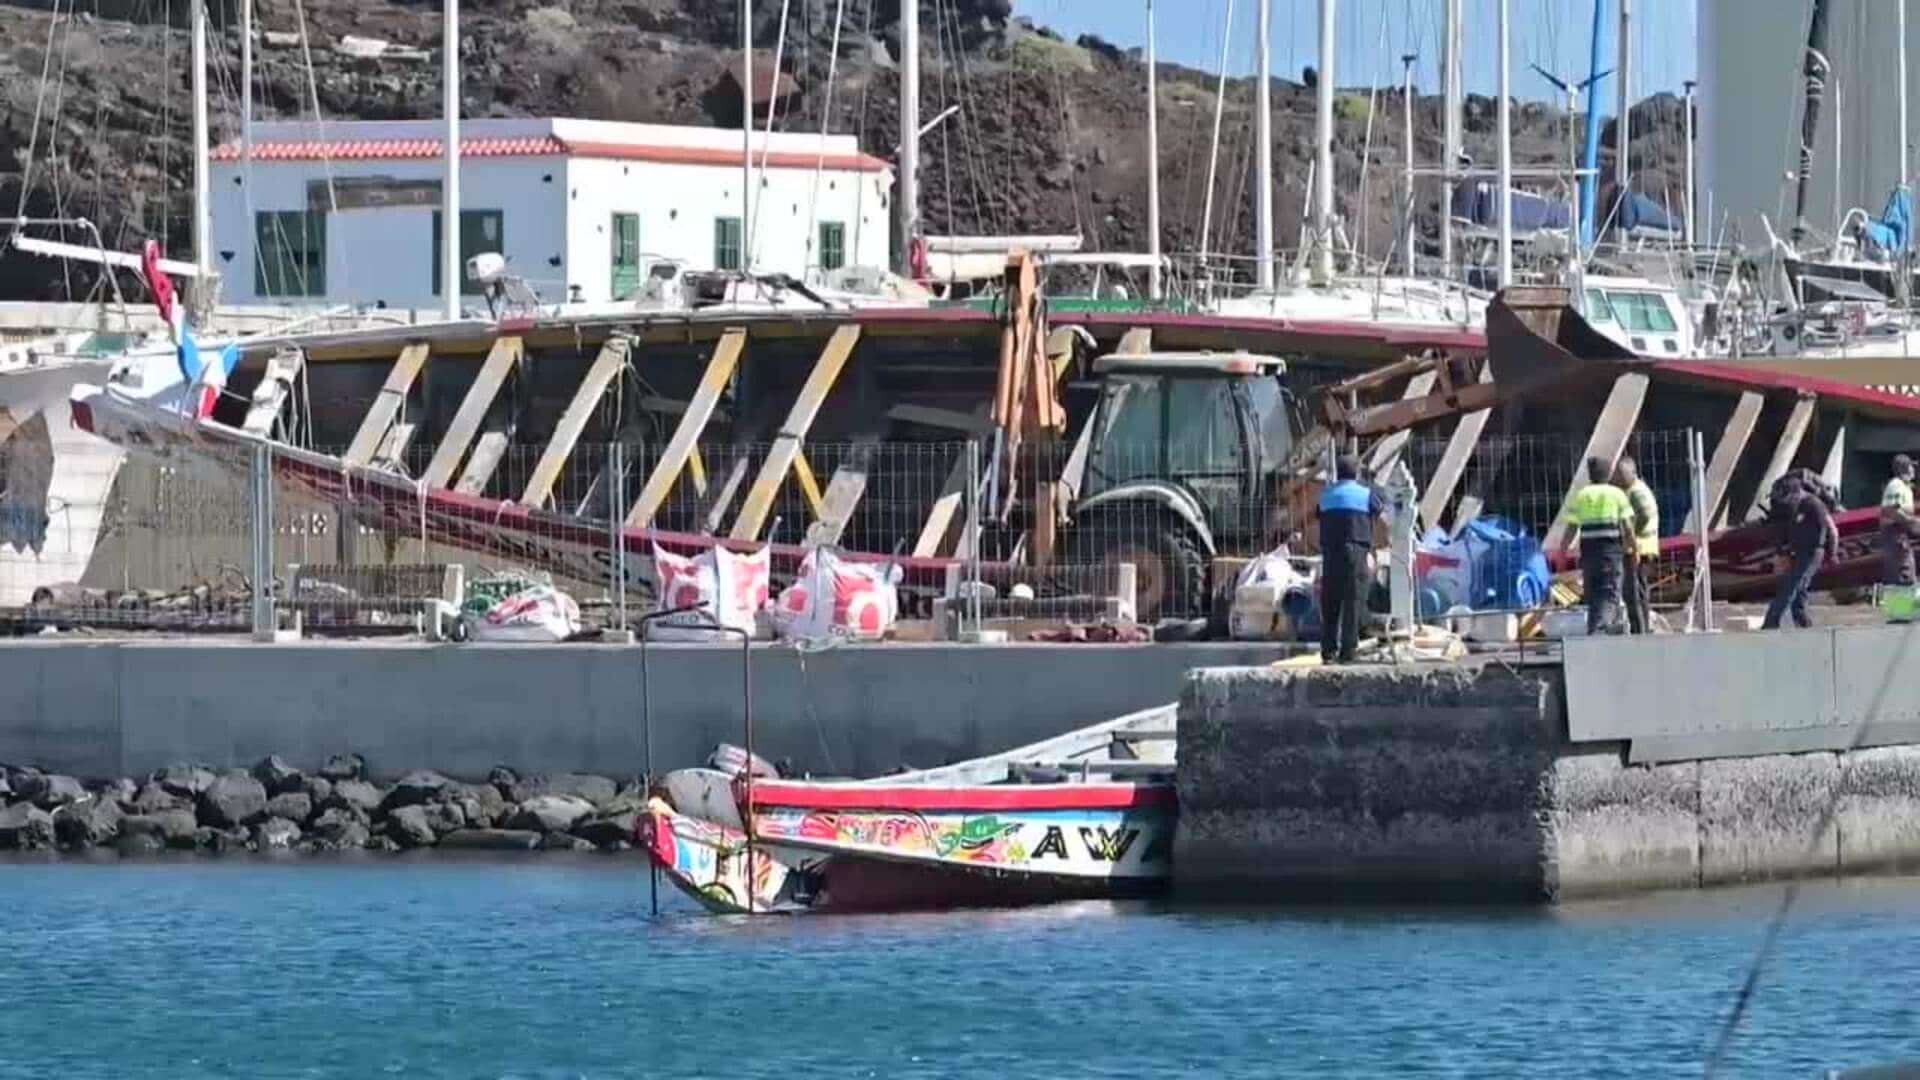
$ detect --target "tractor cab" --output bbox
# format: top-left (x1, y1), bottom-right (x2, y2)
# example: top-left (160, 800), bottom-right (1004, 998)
top-left (1070, 351), bottom-right (1297, 619)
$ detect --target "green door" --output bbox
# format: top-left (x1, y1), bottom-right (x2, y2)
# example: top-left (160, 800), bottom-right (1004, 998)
top-left (611, 213), bottom-right (640, 299)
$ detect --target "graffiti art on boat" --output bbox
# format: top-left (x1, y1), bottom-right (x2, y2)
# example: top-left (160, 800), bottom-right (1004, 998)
top-left (753, 802), bottom-right (1171, 880)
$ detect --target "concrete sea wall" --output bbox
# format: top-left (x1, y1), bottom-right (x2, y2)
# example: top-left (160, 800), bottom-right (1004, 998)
top-left (1176, 660), bottom-right (1920, 902)
top-left (0, 639), bottom-right (1289, 781)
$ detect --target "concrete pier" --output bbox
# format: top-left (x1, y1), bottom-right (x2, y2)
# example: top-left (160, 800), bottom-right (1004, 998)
top-left (0, 639), bottom-right (1289, 781)
top-left (1176, 625), bottom-right (1920, 901)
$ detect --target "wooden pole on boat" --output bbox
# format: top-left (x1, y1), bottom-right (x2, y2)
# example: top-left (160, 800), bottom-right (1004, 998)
top-left (1255, 0), bottom-right (1274, 292)
top-left (1615, 0), bottom-right (1631, 193)
top-left (1441, 0), bottom-right (1462, 276)
top-left (897, 0), bottom-right (920, 277)
top-left (1311, 0), bottom-right (1335, 285)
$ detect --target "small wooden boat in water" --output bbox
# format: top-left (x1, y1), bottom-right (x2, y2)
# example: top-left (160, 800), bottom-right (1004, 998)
top-left (639, 704), bottom-right (1176, 915)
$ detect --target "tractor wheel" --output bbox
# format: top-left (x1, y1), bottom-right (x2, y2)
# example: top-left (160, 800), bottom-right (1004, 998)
top-left (1069, 511), bottom-right (1207, 622)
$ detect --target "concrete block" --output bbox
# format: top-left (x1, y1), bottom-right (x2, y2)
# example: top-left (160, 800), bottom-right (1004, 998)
top-left (1700, 752), bottom-right (1840, 886)
top-left (1836, 745), bottom-right (1920, 876)
top-left (1546, 752), bottom-right (1699, 899)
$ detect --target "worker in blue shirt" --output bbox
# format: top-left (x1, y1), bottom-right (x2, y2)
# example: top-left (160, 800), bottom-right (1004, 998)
top-left (1318, 454), bottom-right (1384, 664)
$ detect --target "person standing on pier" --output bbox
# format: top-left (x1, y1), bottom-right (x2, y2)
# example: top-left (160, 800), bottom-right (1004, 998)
top-left (1567, 457), bottom-right (1635, 635)
top-left (1317, 454), bottom-right (1383, 664)
top-left (1613, 456), bottom-right (1660, 634)
top-left (1763, 475), bottom-right (1838, 630)
top-left (1881, 454), bottom-right (1920, 587)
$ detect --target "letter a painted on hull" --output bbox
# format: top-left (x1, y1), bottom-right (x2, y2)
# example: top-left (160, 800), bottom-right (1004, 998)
top-left (1032, 826), bottom-right (1069, 860)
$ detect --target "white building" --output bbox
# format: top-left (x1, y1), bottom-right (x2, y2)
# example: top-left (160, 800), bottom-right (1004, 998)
top-left (210, 117), bottom-right (893, 310)
top-left (1698, 0), bottom-right (1917, 250)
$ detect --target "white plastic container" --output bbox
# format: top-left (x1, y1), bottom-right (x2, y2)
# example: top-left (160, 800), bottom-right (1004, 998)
top-left (1230, 582), bottom-right (1286, 640)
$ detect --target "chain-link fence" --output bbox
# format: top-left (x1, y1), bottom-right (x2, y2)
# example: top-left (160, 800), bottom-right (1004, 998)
top-left (6, 423), bottom-right (1711, 638)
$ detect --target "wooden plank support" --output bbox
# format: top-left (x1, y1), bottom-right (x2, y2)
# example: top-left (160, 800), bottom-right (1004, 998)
top-left (1416, 364), bottom-right (1494, 531)
top-left (1682, 390), bottom-right (1763, 535)
top-left (373, 422), bottom-right (416, 473)
top-left (1820, 413), bottom-right (1849, 493)
top-left (806, 441), bottom-right (881, 547)
top-left (702, 457), bottom-right (752, 535)
top-left (1743, 392), bottom-right (1819, 524)
top-left (913, 407), bottom-right (991, 558)
top-left (791, 451), bottom-right (827, 520)
top-left (345, 343), bottom-right (430, 467)
top-left (728, 324), bottom-right (862, 541)
top-left (420, 336), bottom-right (523, 490)
top-left (242, 347), bottom-right (306, 437)
top-left (626, 328), bottom-right (746, 527)
top-left (1364, 369), bottom-right (1440, 478)
top-left (520, 334), bottom-right (632, 508)
top-left (454, 431), bottom-right (511, 496)
top-left (1543, 372), bottom-right (1651, 551)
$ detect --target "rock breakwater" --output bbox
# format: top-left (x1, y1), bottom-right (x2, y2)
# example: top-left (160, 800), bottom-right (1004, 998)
top-left (0, 755), bottom-right (647, 857)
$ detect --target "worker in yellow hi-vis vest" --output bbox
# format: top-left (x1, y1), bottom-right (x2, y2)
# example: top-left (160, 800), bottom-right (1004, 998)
top-left (1614, 456), bottom-right (1659, 635)
top-left (1565, 456), bottom-right (1636, 635)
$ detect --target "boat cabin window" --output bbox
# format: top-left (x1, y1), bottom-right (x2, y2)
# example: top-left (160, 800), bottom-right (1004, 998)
top-left (1583, 288), bottom-right (1615, 323)
top-left (1602, 289), bottom-right (1678, 334)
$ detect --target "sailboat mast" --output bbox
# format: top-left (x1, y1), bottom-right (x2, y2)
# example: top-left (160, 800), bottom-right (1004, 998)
top-left (1497, 0), bottom-right (1513, 288)
top-left (1311, 0), bottom-right (1335, 285)
top-left (1614, 0), bottom-right (1631, 191)
top-left (1440, 0), bottom-right (1461, 275)
top-left (1792, 0), bottom-right (1831, 246)
top-left (1146, 0), bottom-right (1162, 300)
top-left (1902, 0), bottom-right (1911, 245)
top-left (1255, 0), bottom-right (1273, 291)
top-left (1579, 0), bottom-right (1605, 250)
top-left (741, 1), bottom-right (754, 273)
top-left (1402, 52), bottom-right (1416, 276)
top-left (190, 0), bottom-right (211, 285)
top-left (1683, 79), bottom-right (1696, 248)
top-left (442, 0), bottom-right (460, 319)
top-left (898, 0), bottom-right (920, 276)
top-left (241, 0), bottom-right (253, 170)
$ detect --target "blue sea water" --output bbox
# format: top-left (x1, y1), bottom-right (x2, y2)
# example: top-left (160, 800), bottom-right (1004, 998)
top-left (1, 858), bottom-right (1915, 1079)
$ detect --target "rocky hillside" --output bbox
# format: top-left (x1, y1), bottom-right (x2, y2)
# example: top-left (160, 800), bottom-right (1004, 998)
top-left (0, 0), bottom-right (1690, 300)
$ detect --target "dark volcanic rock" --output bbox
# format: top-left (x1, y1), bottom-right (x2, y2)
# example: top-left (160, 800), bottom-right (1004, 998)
top-left (94, 778), bottom-right (138, 806)
top-left (264, 792), bottom-right (314, 825)
top-left (131, 782), bottom-right (191, 814)
top-left (310, 808), bottom-right (371, 850)
top-left (153, 765), bottom-right (216, 798)
top-left (115, 832), bottom-right (165, 857)
top-left (122, 810), bottom-right (199, 847)
top-left (194, 825), bottom-right (252, 854)
top-left (507, 795), bottom-right (594, 834)
top-left (252, 756), bottom-right (304, 796)
top-left (508, 773), bottom-right (617, 807)
top-left (385, 805), bottom-right (437, 848)
top-left (35, 774), bottom-right (87, 809)
top-left (439, 828), bottom-right (543, 851)
top-left (0, 802), bottom-right (55, 849)
top-left (300, 775), bottom-right (335, 806)
top-left (198, 774), bottom-right (268, 829)
top-left (318, 753), bottom-right (367, 782)
top-left (0, 771), bottom-right (11, 800)
top-left (6, 767), bottom-right (47, 805)
top-left (422, 802), bottom-right (466, 837)
top-left (53, 799), bottom-right (124, 848)
top-left (253, 817), bottom-right (303, 850)
top-left (382, 770), bottom-right (455, 810)
top-left (324, 779), bottom-right (383, 816)
top-left (487, 766), bottom-right (519, 799)
top-left (447, 783), bottom-right (505, 829)
top-left (571, 810), bottom-right (641, 849)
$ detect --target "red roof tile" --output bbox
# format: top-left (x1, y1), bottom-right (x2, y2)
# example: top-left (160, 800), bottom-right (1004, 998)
top-left (210, 134), bottom-right (889, 173)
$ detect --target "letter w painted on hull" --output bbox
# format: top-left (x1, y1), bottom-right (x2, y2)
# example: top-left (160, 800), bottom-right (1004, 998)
top-left (1078, 826), bottom-right (1139, 862)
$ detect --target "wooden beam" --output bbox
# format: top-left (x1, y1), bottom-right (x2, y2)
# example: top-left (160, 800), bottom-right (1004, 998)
top-left (420, 336), bottom-right (522, 490)
top-left (520, 334), bottom-right (631, 507)
top-left (805, 441), bottom-right (880, 547)
top-left (791, 451), bottom-right (827, 521)
top-left (626, 328), bottom-right (746, 527)
top-left (913, 409), bottom-right (990, 558)
top-left (345, 343), bottom-right (430, 467)
top-left (887, 403), bottom-right (993, 435)
top-left (1820, 414), bottom-right (1848, 493)
top-left (1543, 372), bottom-right (1651, 551)
top-left (701, 457), bottom-right (751, 535)
top-left (242, 348), bottom-right (305, 437)
top-left (1683, 390), bottom-right (1763, 535)
top-left (373, 422), bottom-right (416, 473)
top-left (1743, 393), bottom-right (1818, 523)
top-left (454, 431), bottom-right (511, 496)
top-left (1417, 364), bottom-right (1493, 531)
top-left (729, 324), bottom-right (862, 541)
top-left (1364, 369), bottom-right (1440, 478)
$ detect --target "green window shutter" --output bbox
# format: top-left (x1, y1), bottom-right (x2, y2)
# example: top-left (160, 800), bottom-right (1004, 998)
top-left (714, 217), bottom-right (742, 271)
top-left (818, 221), bottom-right (845, 271)
top-left (611, 212), bottom-right (640, 299)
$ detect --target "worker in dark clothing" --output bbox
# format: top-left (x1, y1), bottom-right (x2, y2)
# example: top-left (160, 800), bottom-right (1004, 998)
top-left (1882, 454), bottom-right (1920, 586)
top-left (1318, 454), bottom-right (1384, 664)
top-left (1763, 476), bottom-right (1839, 630)
top-left (1565, 456), bottom-right (1635, 635)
